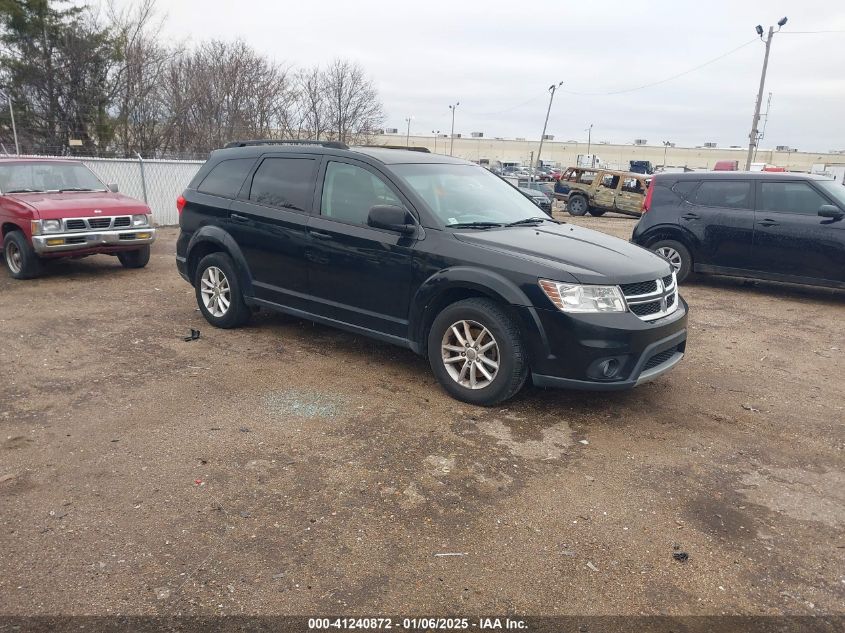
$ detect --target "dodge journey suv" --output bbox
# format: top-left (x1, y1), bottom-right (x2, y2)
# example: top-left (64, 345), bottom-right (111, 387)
top-left (176, 141), bottom-right (688, 405)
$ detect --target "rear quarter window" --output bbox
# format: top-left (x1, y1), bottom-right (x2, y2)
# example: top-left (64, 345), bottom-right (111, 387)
top-left (197, 159), bottom-right (256, 198)
top-left (692, 180), bottom-right (751, 209)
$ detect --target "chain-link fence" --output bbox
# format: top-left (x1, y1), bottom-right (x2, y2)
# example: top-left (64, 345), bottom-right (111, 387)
top-left (10, 155), bottom-right (204, 226)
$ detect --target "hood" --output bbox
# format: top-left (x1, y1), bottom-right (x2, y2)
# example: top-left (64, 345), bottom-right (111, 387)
top-left (7, 192), bottom-right (150, 219)
top-left (454, 222), bottom-right (672, 284)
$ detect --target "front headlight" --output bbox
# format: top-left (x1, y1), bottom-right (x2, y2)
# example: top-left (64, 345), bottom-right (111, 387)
top-left (539, 279), bottom-right (627, 313)
top-left (41, 219), bottom-right (63, 234)
top-left (132, 214), bottom-right (149, 227)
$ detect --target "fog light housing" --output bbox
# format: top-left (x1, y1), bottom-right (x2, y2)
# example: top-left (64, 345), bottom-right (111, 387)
top-left (600, 359), bottom-right (620, 378)
top-left (136, 232), bottom-right (151, 239)
top-left (586, 355), bottom-right (629, 381)
top-left (46, 238), bottom-right (65, 246)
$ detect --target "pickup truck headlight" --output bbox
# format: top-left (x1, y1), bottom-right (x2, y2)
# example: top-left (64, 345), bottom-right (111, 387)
top-left (539, 279), bottom-right (626, 313)
top-left (132, 214), bottom-right (149, 227)
top-left (40, 219), bottom-right (63, 234)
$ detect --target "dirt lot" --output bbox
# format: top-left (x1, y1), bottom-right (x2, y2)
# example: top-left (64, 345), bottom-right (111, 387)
top-left (1, 214), bottom-right (843, 618)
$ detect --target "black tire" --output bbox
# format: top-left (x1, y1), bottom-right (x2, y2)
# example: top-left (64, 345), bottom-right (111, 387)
top-left (194, 252), bottom-right (251, 329)
top-left (3, 230), bottom-right (42, 279)
top-left (567, 195), bottom-right (589, 216)
top-left (117, 245), bottom-right (150, 269)
top-left (588, 208), bottom-right (607, 217)
top-left (650, 239), bottom-right (693, 283)
top-left (427, 298), bottom-right (528, 406)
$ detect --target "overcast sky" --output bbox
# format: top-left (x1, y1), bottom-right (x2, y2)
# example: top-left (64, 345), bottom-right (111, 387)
top-left (112, 0), bottom-right (845, 151)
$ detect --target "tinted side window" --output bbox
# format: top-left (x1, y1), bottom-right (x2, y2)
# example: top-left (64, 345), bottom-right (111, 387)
top-left (759, 182), bottom-right (828, 215)
top-left (320, 162), bottom-right (401, 225)
top-left (197, 159), bottom-right (255, 198)
top-left (249, 158), bottom-right (317, 212)
top-left (693, 181), bottom-right (751, 209)
top-left (671, 180), bottom-right (699, 199)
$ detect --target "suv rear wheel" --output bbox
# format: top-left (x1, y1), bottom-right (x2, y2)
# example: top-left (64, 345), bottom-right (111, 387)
top-left (194, 252), bottom-right (251, 328)
top-left (428, 298), bottom-right (528, 406)
top-left (3, 231), bottom-right (42, 279)
top-left (651, 239), bottom-right (692, 283)
top-left (567, 195), bottom-right (589, 216)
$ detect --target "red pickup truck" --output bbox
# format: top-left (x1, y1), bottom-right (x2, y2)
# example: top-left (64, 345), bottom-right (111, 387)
top-left (0, 158), bottom-right (156, 279)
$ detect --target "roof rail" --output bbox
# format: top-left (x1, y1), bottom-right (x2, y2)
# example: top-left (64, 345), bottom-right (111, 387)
top-left (224, 139), bottom-right (350, 150)
top-left (361, 144), bottom-right (431, 153)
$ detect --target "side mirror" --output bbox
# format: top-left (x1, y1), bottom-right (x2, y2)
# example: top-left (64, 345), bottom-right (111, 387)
top-left (818, 204), bottom-right (844, 219)
top-left (367, 205), bottom-right (416, 234)
top-left (108, 183), bottom-right (119, 193)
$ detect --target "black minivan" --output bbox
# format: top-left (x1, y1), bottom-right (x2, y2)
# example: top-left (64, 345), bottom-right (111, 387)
top-left (176, 141), bottom-right (688, 405)
top-left (633, 172), bottom-right (845, 288)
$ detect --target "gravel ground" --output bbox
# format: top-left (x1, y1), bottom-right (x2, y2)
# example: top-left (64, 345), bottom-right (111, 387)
top-left (1, 213), bottom-right (843, 617)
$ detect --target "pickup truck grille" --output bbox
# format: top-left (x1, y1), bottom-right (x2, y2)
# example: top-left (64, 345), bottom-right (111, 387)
top-left (621, 273), bottom-right (678, 322)
top-left (62, 216), bottom-right (132, 231)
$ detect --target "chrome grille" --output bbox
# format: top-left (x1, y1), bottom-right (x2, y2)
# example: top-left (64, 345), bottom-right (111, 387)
top-left (620, 273), bottom-right (679, 322)
top-left (62, 216), bottom-right (132, 231)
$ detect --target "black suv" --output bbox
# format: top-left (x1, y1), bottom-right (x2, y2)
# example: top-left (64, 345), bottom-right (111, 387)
top-left (176, 141), bottom-right (688, 405)
top-left (633, 172), bottom-right (845, 288)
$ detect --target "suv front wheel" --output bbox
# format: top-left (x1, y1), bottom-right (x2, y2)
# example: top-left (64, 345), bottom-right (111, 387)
top-left (428, 298), bottom-right (528, 406)
top-left (651, 239), bottom-right (692, 283)
top-left (194, 252), bottom-right (251, 328)
top-left (567, 195), bottom-right (589, 216)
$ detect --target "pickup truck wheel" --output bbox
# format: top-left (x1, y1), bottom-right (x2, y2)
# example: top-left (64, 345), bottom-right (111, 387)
top-left (651, 239), bottom-right (692, 283)
top-left (567, 195), bottom-right (589, 216)
top-left (588, 208), bottom-right (607, 217)
top-left (428, 298), bottom-right (528, 406)
top-left (195, 252), bottom-right (251, 328)
top-left (117, 245), bottom-right (150, 269)
top-left (3, 231), bottom-right (42, 279)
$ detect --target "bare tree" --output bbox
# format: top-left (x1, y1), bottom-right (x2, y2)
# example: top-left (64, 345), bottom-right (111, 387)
top-left (322, 59), bottom-right (384, 145)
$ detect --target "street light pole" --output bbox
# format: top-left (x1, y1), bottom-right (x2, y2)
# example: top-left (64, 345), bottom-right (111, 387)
top-left (586, 124), bottom-right (593, 167)
top-left (448, 102), bottom-right (460, 156)
top-left (405, 116), bottom-right (412, 147)
top-left (745, 17), bottom-right (786, 170)
top-left (432, 130), bottom-right (440, 154)
top-left (536, 82), bottom-right (562, 177)
top-left (0, 89), bottom-right (20, 155)
top-left (663, 141), bottom-right (671, 168)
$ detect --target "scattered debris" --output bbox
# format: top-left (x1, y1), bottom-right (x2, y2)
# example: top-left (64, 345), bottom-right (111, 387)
top-left (154, 587), bottom-right (171, 600)
top-left (0, 473), bottom-right (17, 484)
top-left (672, 551), bottom-right (689, 562)
top-left (434, 552), bottom-right (467, 557)
top-left (194, 479), bottom-right (205, 486)
top-left (585, 475), bottom-right (595, 482)
top-left (263, 389), bottom-right (346, 419)
top-left (578, 439), bottom-right (589, 445)
top-left (586, 561), bottom-right (599, 572)
top-left (183, 328), bottom-right (201, 342)
top-left (741, 404), bottom-right (760, 412)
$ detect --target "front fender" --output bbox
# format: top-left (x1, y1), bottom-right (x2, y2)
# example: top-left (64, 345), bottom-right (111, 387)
top-left (639, 223), bottom-right (700, 250)
top-left (186, 225), bottom-right (254, 298)
top-left (408, 266), bottom-right (534, 350)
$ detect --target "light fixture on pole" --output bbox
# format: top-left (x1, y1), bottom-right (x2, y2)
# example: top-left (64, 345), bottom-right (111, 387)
top-left (432, 130), bottom-right (440, 154)
top-left (0, 88), bottom-right (20, 155)
top-left (536, 82), bottom-right (563, 180)
top-left (448, 102), bottom-right (460, 156)
top-left (405, 116), bottom-right (413, 147)
top-left (745, 17), bottom-right (787, 170)
top-left (662, 140), bottom-right (672, 168)
top-left (586, 124), bottom-right (594, 167)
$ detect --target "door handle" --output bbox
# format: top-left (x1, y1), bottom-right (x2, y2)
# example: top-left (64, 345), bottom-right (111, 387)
top-left (309, 230), bottom-right (334, 240)
top-left (758, 219), bottom-right (779, 227)
top-left (230, 213), bottom-right (250, 223)
top-left (681, 213), bottom-right (700, 220)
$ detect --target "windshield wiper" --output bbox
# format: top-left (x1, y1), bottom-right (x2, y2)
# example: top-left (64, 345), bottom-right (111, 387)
top-left (5, 188), bottom-right (45, 193)
top-left (505, 217), bottom-right (554, 227)
top-left (446, 221), bottom-right (504, 229)
top-left (58, 187), bottom-right (101, 192)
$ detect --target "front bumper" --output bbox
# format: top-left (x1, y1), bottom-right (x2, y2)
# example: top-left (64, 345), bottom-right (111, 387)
top-left (516, 298), bottom-right (688, 391)
top-left (32, 228), bottom-right (156, 254)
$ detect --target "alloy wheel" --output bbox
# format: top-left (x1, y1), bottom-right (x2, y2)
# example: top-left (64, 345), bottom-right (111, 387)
top-left (441, 319), bottom-right (500, 390)
top-left (656, 246), bottom-right (683, 272)
top-left (200, 266), bottom-right (231, 317)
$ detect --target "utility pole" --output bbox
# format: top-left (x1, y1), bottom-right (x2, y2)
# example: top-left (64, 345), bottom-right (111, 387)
top-left (405, 117), bottom-right (412, 147)
top-left (753, 93), bottom-right (772, 162)
top-left (0, 89), bottom-right (20, 155)
top-left (448, 102), bottom-right (460, 156)
top-left (586, 124), bottom-right (594, 167)
top-left (746, 17), bottom-right (787, 170)
top-left (663, 141), bottom-right (672, 169)
top-left (536, 82), bottom-right (563, 177)
top-left (432, 130), bottom-right (440, 154)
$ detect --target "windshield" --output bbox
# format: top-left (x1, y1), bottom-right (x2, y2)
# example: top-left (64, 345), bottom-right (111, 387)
top-left (391, 163), bottom-right (548, 227)
top-left (816, 179), bottom-right (845, 207)
top-left (0, 162), bottom-right (106, 193)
